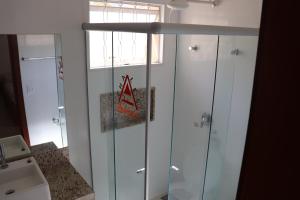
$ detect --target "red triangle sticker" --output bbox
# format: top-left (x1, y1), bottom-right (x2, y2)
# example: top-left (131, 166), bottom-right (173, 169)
top-left (124, 84), bottom-right (131, 95)
top-left (118, 75), bottom-right (138, 110)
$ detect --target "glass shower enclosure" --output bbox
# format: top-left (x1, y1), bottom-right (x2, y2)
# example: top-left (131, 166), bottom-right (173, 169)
top-left (84, 23), bottom-right (259, 200)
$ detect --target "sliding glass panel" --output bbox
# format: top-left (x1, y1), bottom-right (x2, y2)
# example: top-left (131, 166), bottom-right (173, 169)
top-left (87, 31), bottom-right (115, 200)
top-left (147, 34), bottom-right (177, 200)
top-left (112, 32), bottom-right (148, 200)
top-left (168, 35), bottom-right (219, 200)
top-left (203, 35), bottom-right (258, 200)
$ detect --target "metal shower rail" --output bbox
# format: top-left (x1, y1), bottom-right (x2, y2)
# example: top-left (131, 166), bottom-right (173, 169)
top-left (82, 22), bottom-right (259, 36)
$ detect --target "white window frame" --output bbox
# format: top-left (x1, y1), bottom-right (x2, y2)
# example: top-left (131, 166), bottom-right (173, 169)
top-left (88, 0), bottom-right (164, 69)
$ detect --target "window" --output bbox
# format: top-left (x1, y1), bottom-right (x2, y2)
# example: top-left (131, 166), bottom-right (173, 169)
top-left (89, 1), bottom-right (163, 69)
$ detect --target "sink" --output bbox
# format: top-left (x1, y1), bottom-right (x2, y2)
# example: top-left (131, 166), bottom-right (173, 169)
top-left (0, 135), bottom-right (31, 162)
top-left (0, 157), bottom-right (51, 200)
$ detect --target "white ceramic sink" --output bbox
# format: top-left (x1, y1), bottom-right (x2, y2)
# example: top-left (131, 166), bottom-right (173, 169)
top-left (0, 157), bottom-right (51, 200)
top-left (0, 135), bottom-right (31, 162)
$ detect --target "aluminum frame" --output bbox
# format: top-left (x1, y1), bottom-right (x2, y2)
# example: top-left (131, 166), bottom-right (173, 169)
top-left (82, 22), bottom-right (259, 36)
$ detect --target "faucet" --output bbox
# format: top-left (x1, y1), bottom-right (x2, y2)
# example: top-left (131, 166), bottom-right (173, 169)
top-left (0, 144), bottom-right (8, 169)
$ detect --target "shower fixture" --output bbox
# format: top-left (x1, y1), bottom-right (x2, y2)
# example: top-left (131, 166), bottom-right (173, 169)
top-left (188, 45), bottom-right (199, 51)
top-left (231, 49), bottom-right (240, 56)
top-left (167, 0), bottom-right (217, 10)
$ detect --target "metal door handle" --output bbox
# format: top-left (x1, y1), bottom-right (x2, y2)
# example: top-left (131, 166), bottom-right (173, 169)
top-left (200, 112), bottom-right (211, 128)
top-left (136, 168), bottom-right (145, 174)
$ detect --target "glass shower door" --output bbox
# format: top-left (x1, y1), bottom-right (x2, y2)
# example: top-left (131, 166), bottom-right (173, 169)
top-left (202, 35), bottom-right (258, 200)
top-left (112, 31), bottom-right (148, 200)
top-left (168, 35), bottom-right (219, 200)
top-left (87, 30), bottom-right (115, 200)
top-left (87, 30), bottom-right (150, 200)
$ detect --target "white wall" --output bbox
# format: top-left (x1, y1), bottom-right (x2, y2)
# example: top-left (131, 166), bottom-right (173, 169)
top-left (0, 0), bottom-right (92, 184)
top-left (180, 0), bottom-right (262, 28)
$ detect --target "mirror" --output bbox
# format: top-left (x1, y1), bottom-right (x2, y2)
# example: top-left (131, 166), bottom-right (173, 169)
top-left (0, 34), bottom-right (68, 151)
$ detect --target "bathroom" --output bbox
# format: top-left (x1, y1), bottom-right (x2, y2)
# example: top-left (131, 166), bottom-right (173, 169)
top-left (1, 0), bottom-right (295, 200)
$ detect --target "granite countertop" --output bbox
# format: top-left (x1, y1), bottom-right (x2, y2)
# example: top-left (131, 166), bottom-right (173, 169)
top-left (31, 143), bottom-right (94, 200)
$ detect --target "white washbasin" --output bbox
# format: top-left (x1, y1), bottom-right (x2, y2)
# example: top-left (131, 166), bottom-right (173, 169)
top-left (0, 157), bottom-right (51, 200)
top-left (0, 135), bottom-right (31, 162)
